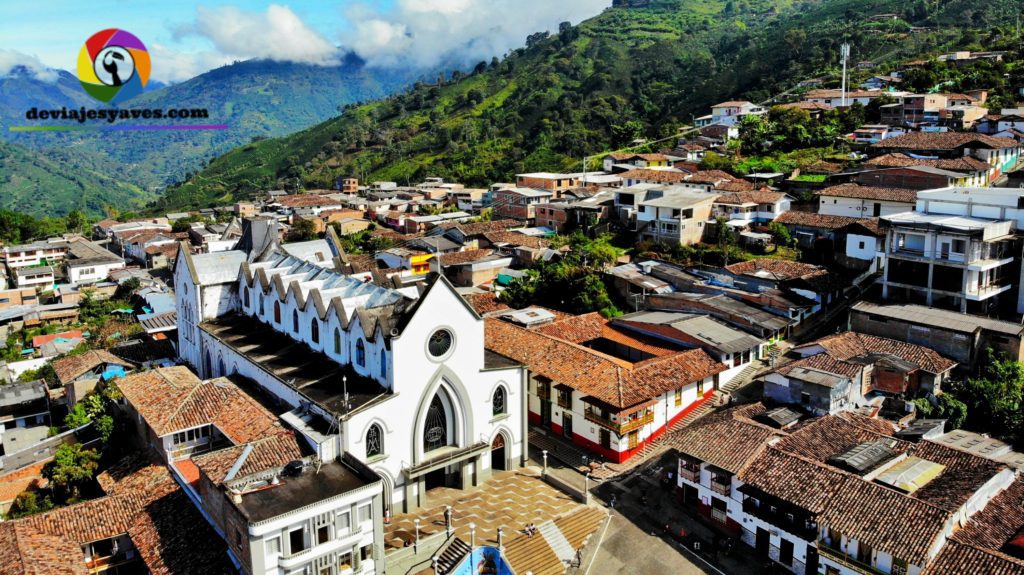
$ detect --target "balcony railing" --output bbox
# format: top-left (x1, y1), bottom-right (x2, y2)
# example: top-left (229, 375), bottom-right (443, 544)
top-left (679, 467), bottom-right (700, 483)
top-left (742, 500), bottom-right (819, 541)
top-left (818, 542), bottom-right (889, 575)
top-left (584, 410), bottom-right (654, 435)
top-left (710, 479), bottom-right (731, 496)
top-left (536, 387), bottom-right (551, 401)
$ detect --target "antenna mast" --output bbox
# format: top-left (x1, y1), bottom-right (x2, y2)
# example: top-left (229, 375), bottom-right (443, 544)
top-left (840, 43), bottom-right (851, 108)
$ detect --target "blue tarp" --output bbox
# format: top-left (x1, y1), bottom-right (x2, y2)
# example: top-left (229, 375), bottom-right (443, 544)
top-left (102, 366), bottom-right (127, 380)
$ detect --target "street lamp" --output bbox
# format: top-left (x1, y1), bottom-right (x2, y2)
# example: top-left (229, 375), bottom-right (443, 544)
top-left (469, 522), bottom-right (477, 572)
top-left (445, 505), bottom-right (453, 537)
top-left (585, 473), bottom-right (591, 504)
top-left (414, 518), bottom-right (420, 552)
top-left (497, 526), bottom-right (504, 550)
top-left (542, 450), bottom-right (548, 475)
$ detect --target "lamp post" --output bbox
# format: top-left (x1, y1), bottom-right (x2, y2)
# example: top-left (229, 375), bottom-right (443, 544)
top-left (585, 473), bottom-right (591, 504)
top-left (542, 450), bottom-right (548, 476)
top-left (469, 522), bottom-right (477, 572)
top-left (445, 505), bottom-right (453, 537)
top-left (414, 518), bottom-right (420, 553)
top-left (497, 526), bottom-right (504, 550)
top-left (432, 556), bottom-right (439, 573)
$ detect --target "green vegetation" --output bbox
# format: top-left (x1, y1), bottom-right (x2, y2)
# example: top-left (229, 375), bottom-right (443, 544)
top-left (948, 350), bottom-right (1024, 446)
top-left (501, 233), bottom-right (622, 317)
top-left (42, 443), bottom-right (100, 501)
top-left (161, 0), bottom-right (1022, 210)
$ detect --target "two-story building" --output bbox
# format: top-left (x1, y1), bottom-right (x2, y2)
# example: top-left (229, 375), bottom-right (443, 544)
top-left (1, 239), bottom-right (69, 271)
top-left (12, 266), bottom-right (54, 289)
top-left (712, 190), bottom-right (792, 224)
top-left (486, 310), bottom-right (724, 463)
top-left (816, 184), bottom-right (918, 218)
top-left (491, 187), bottom-right (554, 222)
top-left (633, 187), bottom-right (717, 245)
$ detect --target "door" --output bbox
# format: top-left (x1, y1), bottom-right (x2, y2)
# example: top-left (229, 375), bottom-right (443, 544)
top-left (600, 429), bottom-right (611, 450)
top-left (872, 202), bottom-right (881, 217)
top-left (562, 413), bottom-right (573, 439)
top-left (779, 539), bottom-right (794, 567)
top-left (540, 401), bottom-right (552, 427)
top-left (756, 528), bottom-right (770, 557)
top-left (806, 547), bottom-right (820, 575)
top-left (491, 434), bottom-right (507, 472)
top-left (940, 241), bottom-right (950, 259)
top-left (628, 430), bottom-right (639, 450)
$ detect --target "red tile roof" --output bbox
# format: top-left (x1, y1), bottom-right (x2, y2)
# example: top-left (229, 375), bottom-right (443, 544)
top-left (31, 330), bottom-right (83, 349)
top-left (805, 331), bottom-right (957, 374)
top-left (462, 292), bottom-right (511, 316)
top-left (618, 169), bottom-right (688, 184)
top-left (776, 353), bottom-right (863, 379)
top-left (484, 317), bottom-right (724, 409)
top-left (952, 478), bottom-right (1024, 556)
top-left (922, 541), bottom-right (1024, 575)
top-left (864, 152), bottom-right (991, 172)
top-left (436, 249), bottom-right (497, 266)
top-left (714, 189), bottom-right (786, 205)
top-left (118, 366), bottom-right (283, 442)
top-left (773, 415), bottom-right (910, 463)
top-left (775, 210), bottom-right (864, 230)
top-left (871, 132), bottom-right (1020, 151)
top-left (816, 183), bottom-right (918, 203)
top-left (52, 350), bottom-right (132, 384)
top-left (276, 194), bottom-right (339, 208)
top-left (193, 431), bottom-right (306, 485)
top-left (669, 403), bottom-right (780, 473)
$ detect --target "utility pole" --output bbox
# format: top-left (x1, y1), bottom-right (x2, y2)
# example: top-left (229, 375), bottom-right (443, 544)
top-left (840, 43), bottom-right (851, 108)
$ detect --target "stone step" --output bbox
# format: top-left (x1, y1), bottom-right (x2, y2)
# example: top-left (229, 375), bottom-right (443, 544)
top-left (435, 537), bottom-right (471, 574)
top-left (537, 520), bottom-right (575, 565)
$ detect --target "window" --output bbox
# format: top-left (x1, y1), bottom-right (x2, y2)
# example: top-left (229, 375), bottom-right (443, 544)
top-left (244, 288), bottom-right (250, 308)
top-left (557, 388), bottom-right (571, 409)
top-left (317, 525), bottom-right (330, 545)
top-left (952, 239), bottom-right (966, 254)
top-left (310, 319), bottom-right (320, 344)
top-left (339, 552), bottom-right (353, 571)
top-left (265, 536), bottom-right (281, 557)
top-left (674, 388), bottom-right (682, 407)
top-left (337, 511), bottom-right (351, 533)
top-left (334, 328), bottom-right (341, 354)
top-left (379, 352), bottom-right (386, 378)
top-left (289, 528), bottom-right (307, 554)
top-left (493, 387), bottom-right (506, 416)
top-left (356, 340), bottom-right (366, 367)
top-left (428, 329), bottom-right (453, 357)
top-left (274, 301), bottom-right (281, 323)
top-left (361, 544), bottom-right (373, 561)
top-left (697, 379), bottom-right (704, 396)
top-left (358, 504), bottom-right (372, 523)
top-left (858, 241), bottom-right (865, 250)
top-left (292, 310), bottom-right (299, 333)
top-left (366, 424), bottom-right (383, 458)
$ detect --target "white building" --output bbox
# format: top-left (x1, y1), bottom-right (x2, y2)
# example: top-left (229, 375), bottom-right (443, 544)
top-left (915, 187), bottom-right (1024, 229)
top-left (713, 190), bottom-right (792, 224)
top-left (817, 184), bottom-right (918, 219)
top-left (1, 239), bottom-right (69, 270)
top-left (174, 224), bottom-right (527, 515)
top-left (13, 266), bottom-right (54, 289)
top-left (65, 239), bottom-right (125, 285)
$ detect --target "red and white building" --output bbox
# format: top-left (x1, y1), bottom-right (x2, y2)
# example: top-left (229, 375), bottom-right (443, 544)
top-left (486, 310), bottom-right (724, 463)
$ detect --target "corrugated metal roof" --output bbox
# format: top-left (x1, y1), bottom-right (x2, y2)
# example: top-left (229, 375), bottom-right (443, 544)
top-left (192, 251), bottom-right (246, 285)
top-left (852, 301), bottom-right (1024, 335)
top-left (875, 456), bottom-right (946, 493)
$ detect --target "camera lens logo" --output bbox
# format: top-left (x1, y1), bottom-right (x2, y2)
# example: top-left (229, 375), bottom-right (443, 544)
top-left (77, 29), bottom-right (150, 104)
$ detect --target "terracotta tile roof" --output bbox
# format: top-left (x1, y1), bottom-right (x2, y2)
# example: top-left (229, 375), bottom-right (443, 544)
top-left (908, 440), bottom-right (1006, 512)
top-left (462, 292), bottom-right (511, 316)
top-left (484, 317), bottom-right (724, 409)
top-left (824, 477), bottom-right (951, 565)
top-left (686, 170), bottom-right (736, 184)
top-left (804, 160), bottom-right (844, 173)
top-left (816, 183), bottom-right (918, 203)
top-left (864, 152), bottom-right (991, 172)
top-left (714, 189), bottom-right (786, 205)
top-left (725, 258), bottom-right (828, 283)
top-left (31, 330), bottom-right (83, 349)
top-left (482, 231), bottom-right (552, 249)
top-left (345, 254), bottom-right (379, 273)
top-left (839, 218), bottom-right (884, 237)
top-left (193, 431), bottom-right (306, 485)
top-left (94, 219), bottom-right (121, 231)
top-left (436, 248), bottom-right (497, 266)
top-left (775, 210), bottom-right (863, 230)
top-left (534, 313), bottom-right (681, 357)
top-left (834, 411), bottom-right (898, 435)
top-left (441, 219), bottom-right (523, 236)
top-left (952, 478), bottom-right (1024, 553)
top-left (276, 194), bottom-right (339, 208)
top-left (774, 415), bottom-right (911, 463)
top-left (739, 447), bottom-right (852, 513)
top-left (713, 101), bottom-right (755, 107)
top-left (870, 132), bottom-right (1020, 151)
top-left (118, 366), bottom-right (283, 442)
top-left (0, 521), bottom-right (84, 575)
top-left (776, 353), bottom-right (863, 379)
top-left (713, 179), bottom-right (755, 192)
top-left (52, 350), bottom-right (132, 384)
top-left (670, 404), bottom-right (780, 473)
top-left (778, 101), bottom-right (834, 112)
top-left (618, 169), bottom-right (688, 184)
top-left (0, 462), bottom-right (47, 503)
top-left (922, 541), bottom-right (1024, 575)
top-left (808, 332), bottom-right (957, 374)
top-left (127, 488), bottom-right (236, 574)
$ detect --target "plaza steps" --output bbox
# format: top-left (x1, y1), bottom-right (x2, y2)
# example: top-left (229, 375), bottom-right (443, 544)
top-left (538, 520), bottom-right (575, 564)
top-left (434, 537), bottom-right (471, 574)
top-left (504, 508), bottom-right (609, 575)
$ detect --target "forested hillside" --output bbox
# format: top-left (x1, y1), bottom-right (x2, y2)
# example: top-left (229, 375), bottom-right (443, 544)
top-left (159, 0), bottom-right (1024, 210)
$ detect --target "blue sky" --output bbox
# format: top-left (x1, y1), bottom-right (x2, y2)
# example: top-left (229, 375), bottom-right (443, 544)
top-left (0, 0), bottom-right (606, 82)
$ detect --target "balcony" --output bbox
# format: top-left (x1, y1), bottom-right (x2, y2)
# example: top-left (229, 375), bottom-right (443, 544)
top-left (742, 499), bottom-right (819, 541)
top-left (679, 466), bottom-right (700, 483)
top-left (818, 542), bottom-right (889, 575)
top-left (710, 478), bottom-right (731, 496)
top-left (584, 409), bottom-right (654, 435)
top-left (536, 387), bottom-right (551, 401)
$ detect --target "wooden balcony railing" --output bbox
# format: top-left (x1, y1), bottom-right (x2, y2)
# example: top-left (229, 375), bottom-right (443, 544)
top-left (710, 479), bottom-right (731, 496)
top-left (679, 467), bottom-right (700, 483)
top-left (818, 542), bottom-right (889, 575)
top-left (584, 410), bottom-right (654, 435)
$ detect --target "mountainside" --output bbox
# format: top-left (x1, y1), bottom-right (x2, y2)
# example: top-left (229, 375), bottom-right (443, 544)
top-left (0, 140), bottom-right (150, 216)
top-left (0, 57), bottom-right (430, 216)
top-left (162, 0), bottom-right (1024, 211)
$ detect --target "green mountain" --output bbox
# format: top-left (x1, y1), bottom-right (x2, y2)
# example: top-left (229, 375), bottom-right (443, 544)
top-left (162, 0), bottom-right (1024, 210)
top-left (0, 57), bottom-right (431, 216)
top-left (0, 140), bottom-right (150, 216)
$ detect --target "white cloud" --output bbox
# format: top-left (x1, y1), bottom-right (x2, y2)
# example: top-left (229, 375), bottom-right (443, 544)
top-left (148, 43), bottom-right (233, 84)
top-left (0, 49), bottom-right (59, 82)
top-left (342, 0), bottom-right (607, 68)
top-left (177, 4), bottom-right (340, 66)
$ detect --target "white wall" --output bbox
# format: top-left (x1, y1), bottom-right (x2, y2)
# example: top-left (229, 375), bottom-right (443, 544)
top-left (818, 196), bottom-right (913, 218)
top-left (69, 260), bottom-right (125, 285)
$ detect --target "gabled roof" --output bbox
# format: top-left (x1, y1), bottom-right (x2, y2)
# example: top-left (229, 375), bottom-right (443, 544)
top-left (775, 210), bottom-right (865, 230)
top-left (871, 132), bottom-right (1019, 151)
top-left (798, 331), bottom-right (957, 374)
top-left (864, 152), bottom-right (991, 172)
top-left (192, 431), bottom-right (306, 485)
top-left (713, 189), bottom-right (785, 205)
top-left (52, 350), bottom-right (133, 384)
top-left (118, 366), bottom-right (282, 441)
top-left (816, 183), bottom-right (918, 204)
top-left (669, 403), bottom-right (780, 473)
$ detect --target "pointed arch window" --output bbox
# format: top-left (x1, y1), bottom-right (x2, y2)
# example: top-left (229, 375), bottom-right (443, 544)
top-left (274, 301), bottom-right (281, 323)
top-left (243, 287), bottom-right (250, 308)
top-left (379, 351), bottom-right (387, 379)
top-left (493, 386), bottom-right (506, 416)
top-left (310, 319), bottom-right (320, 344)
top-left (356, 339), bottom-right (366, 367)
top-left (292, 310), bottom-right (299, 333)
top-left (334, 328), bottom-right (342, 354)
top-left (366, 424), bottom-right (383, 458)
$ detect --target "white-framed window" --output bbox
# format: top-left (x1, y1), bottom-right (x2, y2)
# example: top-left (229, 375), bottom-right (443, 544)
top-left (358, 504), bottom-right (372, 523)
top-left (265, 536), bottom-right (281, 557)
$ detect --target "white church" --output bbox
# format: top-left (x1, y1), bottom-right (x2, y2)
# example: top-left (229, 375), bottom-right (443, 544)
top-left (174, 219), bottom-right (527, 513)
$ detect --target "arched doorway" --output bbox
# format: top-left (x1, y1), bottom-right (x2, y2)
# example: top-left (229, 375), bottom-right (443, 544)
top-left (421, 386), bottom-right (461, 491)
top-left (491, 433), bottom-right (507, 472)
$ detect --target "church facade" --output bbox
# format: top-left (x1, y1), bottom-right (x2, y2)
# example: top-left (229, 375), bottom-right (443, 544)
top-left (175, 232), bottom-right (528, 514)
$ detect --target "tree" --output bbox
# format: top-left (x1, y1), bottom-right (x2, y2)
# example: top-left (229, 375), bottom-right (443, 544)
top-left (65, 210), bottom-right (86, 235)
top-left (43, 443), bottom-right (100, 499)
top-left (7, 491), bottom-right (54, 519)
top-left (767, 221), bottom-right (793, 247)
top-left (290, 218), bottom-right (318, 241)
top-left (950, 350), bottom-right (1024, 443)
